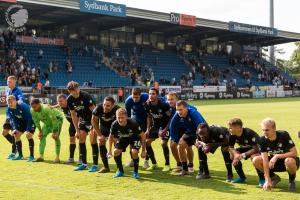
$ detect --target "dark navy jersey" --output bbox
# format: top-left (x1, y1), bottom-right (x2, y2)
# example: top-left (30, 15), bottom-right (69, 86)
top-left (125, 93), bottom-right (148, 125)
top-left (110, 118), bottom-right (142, 138)
top-left (93, 104), bottom-right (121, 129)
top-left (6, 103), bottom-right (34, 132)
top-left (61, 106), bottom-right (73, 124)
top-left (229, 128), bottom-right (259, 148)
top-left (67, 91), bottom-right (95, 122)
top-left (5, 87), bottom-right (25, 102)
top-left (259, 131), bottom-right (295, 157)
top-left (170, 107), bottom-right (206, 143)
top-left (200, 125), bottom-right (229, 145)
top-left (145, 99), bottom-right (172, 129)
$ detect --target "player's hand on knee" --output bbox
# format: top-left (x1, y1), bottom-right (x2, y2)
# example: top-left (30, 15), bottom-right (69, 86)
top-left (52, 133), bottom-right (58, 140)
top-left (141, 150), bottom-right (146, 158)
top-left (38, 131), bottom-right (43, 140)
top-left (107, 151), bottom-right (112, 159)
top-left (232, 158), bottom-right (240, 166)
top-left (269, 155), bottom-right (278, 169)
top-left (25, 131), bottom-right (33, 139)
top-left (75, 131), bottom-right (80, 139)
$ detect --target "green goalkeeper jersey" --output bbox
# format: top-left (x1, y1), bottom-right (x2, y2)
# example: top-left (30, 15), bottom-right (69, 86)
top-left (31, 104), bottom-right (64, 132)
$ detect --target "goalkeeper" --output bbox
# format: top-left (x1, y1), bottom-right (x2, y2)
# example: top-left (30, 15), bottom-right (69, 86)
top-left (30, 98), bottom-right (64, 163)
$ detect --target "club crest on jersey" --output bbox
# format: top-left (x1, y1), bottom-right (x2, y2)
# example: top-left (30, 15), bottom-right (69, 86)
top-left (289, 140), bottom-right (293, 144)
top-left (252, 137), bottom-right (256, 142)
top-left (244, 140), bottom-right (248, 144)
top-left (278, 143), bottom-right (282, 148)
top-left (219, 134), bottom-right (224, 139)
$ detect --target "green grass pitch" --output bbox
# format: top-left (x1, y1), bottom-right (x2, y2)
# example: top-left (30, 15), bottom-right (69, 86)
top-left (0, 98), bottom-right (300, 200)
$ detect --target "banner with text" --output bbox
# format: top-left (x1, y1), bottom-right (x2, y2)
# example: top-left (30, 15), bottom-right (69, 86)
top-left (159, 86), bottom-right (182, 93)
top-left (170, 12), bottom-right (196, 27)
top-left (193, 86), bottom-right (226, 93)
top-left (229, 21), bottom-right (278, 37)
top-left (80, 0), bottom-right (126, 17)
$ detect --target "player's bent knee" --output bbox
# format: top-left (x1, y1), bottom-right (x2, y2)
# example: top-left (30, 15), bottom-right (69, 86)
top-left (2, 130), bottom-right (9, 136)
top-left (98, 137), bottom-right (106, 145)
top-left (252, 156), bottom-right (262, 166)
top-left (70, 136), bottom-right (76, 143)
top-left (285, 158), bottom-right (296, 167)
top-left (131, 149), bottom-right (139, 158)
top-left (26, 133), bottom-right (33, 139)
top-left (114, 149), bottom-right (122, 156)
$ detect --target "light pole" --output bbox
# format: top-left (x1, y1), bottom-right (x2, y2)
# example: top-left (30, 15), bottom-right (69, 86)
top-left (269, 0), bottom-right (275, 65)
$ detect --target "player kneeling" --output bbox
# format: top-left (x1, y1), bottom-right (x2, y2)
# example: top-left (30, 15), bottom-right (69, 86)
top-left (253, 118), bottom-right (299, 192)
top-left (7, 95), bottom-right (35, 161)
top-left (108, 108), bottom-right (146, 179)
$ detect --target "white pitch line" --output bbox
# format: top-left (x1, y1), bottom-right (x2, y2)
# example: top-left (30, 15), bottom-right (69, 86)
top-left (0, 179), bottom-right (138, 200)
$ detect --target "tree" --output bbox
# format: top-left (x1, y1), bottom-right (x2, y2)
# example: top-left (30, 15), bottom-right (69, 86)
top-left (287, 42), bottom-right (300, 74)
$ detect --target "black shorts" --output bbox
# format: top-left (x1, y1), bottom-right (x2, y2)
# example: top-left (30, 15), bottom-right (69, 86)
top-left (78, 118), bottom-right (92, 133)
top-left (148, 127), bottom-right (170, 140)
top-left (69, 122), bottom-right (76, 137)
top-left (100, 126), bottom-right (110, 137)
top-left (236, 146), bottom-right (253, 160)
top-left (270, 157), bottom-right (300, 172)
top-left (14, 123), bottom-right (36, 134)
top-left (182, 134), bottom-right (196, 147)
top-left (115, 136), bottom-right (141, 152)
top-left (3, 118), bottom-right (12, 130)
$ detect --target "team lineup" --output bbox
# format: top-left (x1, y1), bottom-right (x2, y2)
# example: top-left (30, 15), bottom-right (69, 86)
top-left (2, 76), bottom-right (299, 192)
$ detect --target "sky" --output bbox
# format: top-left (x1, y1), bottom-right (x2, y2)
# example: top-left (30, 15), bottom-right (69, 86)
top-left (106, 0), bottom-right (299, 60)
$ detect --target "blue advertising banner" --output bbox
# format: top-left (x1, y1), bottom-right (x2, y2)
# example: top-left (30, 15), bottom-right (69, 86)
top-left (80, 0), bottom-right (126, 17)
top-left (229, 21), bottom-right (278, 37)
top-left (252, 91), bottom-right (266, 99)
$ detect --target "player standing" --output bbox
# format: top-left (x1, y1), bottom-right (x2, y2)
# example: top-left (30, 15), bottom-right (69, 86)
top-left (66, 81), bottom-right (96, 171)
top-left (2, 76), bottom-right (25, 159)
top-left (125, 88), bottom-right (148, 168)
top-left (227, 118), bottom-right (263, 185)
top-left (92, 96), bottom-right (120, 173)
top-left (169, 100), bottom-right (206, 176)
top-left (167, 92), bottom-right (195, 173)
top-left (6, 95), bottom-right (35, 161)
top-left (30, 98), bottom-right (63, 163)
top-left (107, 108), bottom-right (146, 179)
top-left (144, 88), bottom-right (172, 171)
top-left (52, 94), bottom-right (79, 164)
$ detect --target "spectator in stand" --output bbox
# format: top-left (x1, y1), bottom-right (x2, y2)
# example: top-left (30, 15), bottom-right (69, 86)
top-left (45, 79), bottom-right (50, 87)
top-left (49, 61), bottom-right (53, 72)
top-left (38, 49), bottom-right (43, 59)
top-left (131, 72), bottom-right (136, 86)
top-left (118, 88), bottom-right (124, 102)
top-left (37, 82), bottom-right (43, 94)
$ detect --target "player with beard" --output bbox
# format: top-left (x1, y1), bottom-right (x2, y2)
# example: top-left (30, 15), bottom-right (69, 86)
top-left (125, 88), bottom-right (148, 168)
top-left (92, 96), bottom-right (120, 173)
top-left (66, 81), bottom-right (96, 171)
top-left (144, 88), bottom-right (172, 171)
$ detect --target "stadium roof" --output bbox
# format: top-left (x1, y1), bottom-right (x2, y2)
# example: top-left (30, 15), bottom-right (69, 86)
top-left (1, 0), bottom-right (300, 46)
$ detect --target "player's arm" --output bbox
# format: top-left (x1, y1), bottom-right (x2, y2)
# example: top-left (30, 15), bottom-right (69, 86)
top-left (23, 105), bottom-right (34, 132)
top-left (17, 89), bottom-right (25, 104)
top-left (7, 109), bottom-right (17, 130)
top-left (146, 113), bottom-right (153, 133)
top-left (31, 112), bottom-right (41, 132)
top-left (274, 147), bottom-right (297, 159)
top-left (169, 114), bottom-right (180, 144)
top-left (124, 99), bottom-right (132, 118)
top-left (92, 115), bottom-right (102, 137)
top-left (70, 110), bottom-right (79, 133)
top-left (107, 133), bottom-right (114, 157)
top-left (262, 152), bottom-right (272, 191)
top-left (243, 144), bottom-right (259, 158)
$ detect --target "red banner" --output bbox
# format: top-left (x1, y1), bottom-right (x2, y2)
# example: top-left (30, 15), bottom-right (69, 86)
top-left (180, 14), bottom-right (196, 27)
top-left (0, 0), bottom-right (16, 3)
top-left (16, 36), bottom-right (64, 46)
